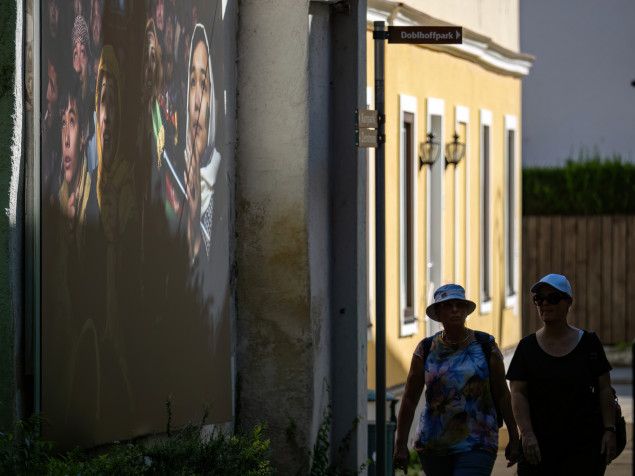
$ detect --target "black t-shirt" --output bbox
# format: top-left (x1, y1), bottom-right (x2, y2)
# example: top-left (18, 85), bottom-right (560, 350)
top-left (506, 331), bottom-right (612, 454)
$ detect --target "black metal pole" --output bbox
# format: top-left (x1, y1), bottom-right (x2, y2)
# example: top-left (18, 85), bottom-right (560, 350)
top-left (374, 20), bottom-right (386, 476)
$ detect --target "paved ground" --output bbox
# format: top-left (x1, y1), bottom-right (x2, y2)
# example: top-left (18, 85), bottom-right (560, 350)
top-left (492, 426), bottom-right (633, 476)
top-left (492, 366), bottom-right (633, 476)
top-left (391, 364), bottom-right (634, 475)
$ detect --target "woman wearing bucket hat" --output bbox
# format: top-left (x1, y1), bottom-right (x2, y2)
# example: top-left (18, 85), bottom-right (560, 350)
top-left (393, 283), bottom-right (520, 475)
top-left (506, 274), bottom-right (616, 475)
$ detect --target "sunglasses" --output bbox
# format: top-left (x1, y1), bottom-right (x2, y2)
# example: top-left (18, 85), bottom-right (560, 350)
top-left (533, 293), bottom-right (568, 306)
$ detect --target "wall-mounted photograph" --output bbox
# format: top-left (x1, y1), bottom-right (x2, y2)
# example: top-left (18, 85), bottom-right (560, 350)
top-left (40, 0), bottom-right (231, 449)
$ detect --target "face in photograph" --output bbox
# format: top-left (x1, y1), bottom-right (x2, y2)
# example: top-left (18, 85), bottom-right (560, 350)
top-left (45, 59), bottom-right (59, 129)
top-left (98, 71), bottom-right (118, 169)
top-left (61, 96), bottom-right (82, 189)
top-left (48, 0), bottom-right (59, 39)
top-left (191, 3), bottom-right (198, 30)
top-left (91, 0), bottom-right (102, 48)
top-left (143, 28), bottom-right (159, 103)
top-left (189, 39), bottom-right (210, 162)
top-left (164, 12), bottom-right (174, 60)
top-left (73, 41), bottom-right (88, 101)
top-left (74, 0), bottom-right (84, 18)
top-left (155, 0), bottom-right (165, 32)
top-left (182, 32), bottom-right (191, 74)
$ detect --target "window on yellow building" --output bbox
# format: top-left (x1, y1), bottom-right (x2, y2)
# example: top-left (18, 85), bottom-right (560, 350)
top-left (403, 112), bottom-right (415, 325)
top-left (480, 110), bottom-right (493, 313)
top-left (400, 94), bottom-right (418, 336)
top-left (504, 115), bottom-right (518, 306)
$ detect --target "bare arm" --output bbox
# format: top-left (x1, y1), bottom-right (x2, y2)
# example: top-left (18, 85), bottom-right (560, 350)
top-left (598, 372), bottom-right (617, 465)
top-left (510, 380), bottom-right (541, 465)
top-left (392, 355), bottom-right (425, 474)
top-left (489, 344), bottom-right (520, 467)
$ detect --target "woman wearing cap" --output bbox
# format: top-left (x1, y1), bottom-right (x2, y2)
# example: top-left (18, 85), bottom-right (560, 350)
top-left (393, 284), bottom-right (520, 475)
top-left (506, 274), bottom-right (616, 475)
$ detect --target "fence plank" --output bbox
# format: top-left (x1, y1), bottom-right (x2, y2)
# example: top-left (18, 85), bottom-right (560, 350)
top-left (550, 216), bottom-right (562, 273)
top-left (575, 216), bottom-right (588, 331)
top-left (537, 216), bottom-right (552, 280)
top-left (601, 217), bottom-right (613, 342)
top-left (536, 216), bottom-right (554, 334)
top-left (627, 216), bottom-right (635, 342)
top-left (523, 217), bottom-right (538, 335)
top-left (562, 216), bottom-right (577, 326)
top-left (612, 216), bottom-right (627, 342)
top-left (586, 217), bottom-right (603, 336)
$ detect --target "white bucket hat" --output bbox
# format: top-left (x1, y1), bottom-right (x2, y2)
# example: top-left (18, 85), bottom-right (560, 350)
top-left (426, 284), bottom-right (476, 322)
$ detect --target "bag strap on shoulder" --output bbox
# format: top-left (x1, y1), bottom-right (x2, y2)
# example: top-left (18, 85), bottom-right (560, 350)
top-left (474, 330), bottom-right (492, 360)
top-left (422, 331), bottom-right (492, 363)
top-left (421, 336), bottom-right (433, 363)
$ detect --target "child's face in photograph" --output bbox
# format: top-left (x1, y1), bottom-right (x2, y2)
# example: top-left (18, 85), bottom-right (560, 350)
top-left (98, 72), bottom-right (118, 168)
top-left (61, 97), bottom-right (82, 187)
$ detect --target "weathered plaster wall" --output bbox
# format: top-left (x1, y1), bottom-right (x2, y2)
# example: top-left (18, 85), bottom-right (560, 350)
top-left (235, 0), bottom-right (319, 472)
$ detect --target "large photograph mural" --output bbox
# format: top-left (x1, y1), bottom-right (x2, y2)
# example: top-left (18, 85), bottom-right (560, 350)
top-left (41, 0), bottom-right (231, 448)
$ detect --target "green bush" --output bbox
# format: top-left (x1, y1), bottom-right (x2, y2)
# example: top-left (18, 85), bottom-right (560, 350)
top-left (523, 153), bottom-right (635, 215)
top-left (0, 411), bottom-right (273, 475)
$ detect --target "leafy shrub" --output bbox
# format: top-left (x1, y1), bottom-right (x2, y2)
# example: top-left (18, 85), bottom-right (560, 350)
top-left (0, 0), bottom-right (16, 99)
top-left (0, 409), bottom-right (273, 475)
top-left (523, 153), bottom-right (635, 215)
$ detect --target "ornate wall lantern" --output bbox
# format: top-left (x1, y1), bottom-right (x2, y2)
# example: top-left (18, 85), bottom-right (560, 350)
top-left (445, 132), bottom-right (466, 167)
top-left (419, 132), bottom-right (440, 169)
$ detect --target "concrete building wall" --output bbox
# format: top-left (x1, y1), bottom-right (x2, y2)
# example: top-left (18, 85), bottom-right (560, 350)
top-left (235, 0), bottom-right (367, 472)
top-left (235, 1), bottom-right (317, 471)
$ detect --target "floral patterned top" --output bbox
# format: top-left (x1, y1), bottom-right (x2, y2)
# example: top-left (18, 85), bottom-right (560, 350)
top-left (412, 331), bottom-right (499, 455)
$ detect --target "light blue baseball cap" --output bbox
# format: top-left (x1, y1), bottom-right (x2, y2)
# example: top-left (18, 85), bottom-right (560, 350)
top-left (426, 284), bottom-right (476, 321)
top-left (530, 273), bottom-right (572, 298)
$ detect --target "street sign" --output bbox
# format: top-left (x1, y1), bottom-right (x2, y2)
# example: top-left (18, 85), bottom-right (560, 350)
top-left (387, 26), bottom-right (462, 44)
top-left (356, 128), bottom-right (379, 148)
top-left (356, 109), bottom-right (379, 128)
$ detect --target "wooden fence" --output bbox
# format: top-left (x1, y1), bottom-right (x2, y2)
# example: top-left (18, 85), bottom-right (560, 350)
top-left (522, 215), bottom-right (635, 344)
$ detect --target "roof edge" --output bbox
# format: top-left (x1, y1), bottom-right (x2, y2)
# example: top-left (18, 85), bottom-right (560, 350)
top-left (367, 0), bottom-right (535, 77)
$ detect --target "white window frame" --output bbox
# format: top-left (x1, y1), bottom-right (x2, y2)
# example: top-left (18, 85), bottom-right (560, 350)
top-left (399, 94), bottom-right (418, 337)
top-left (504, 114), bottom-right (519, 311)
top-left (479, 109), bottom-right (493, 315)
top-left (454, 106), bottom-right (469, 291)
top-left (425, 98), bottom-right (445, 337)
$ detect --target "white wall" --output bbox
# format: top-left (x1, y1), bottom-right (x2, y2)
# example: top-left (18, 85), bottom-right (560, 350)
top-left (520, 0), bottom-right (635, 167)
top-left (407, 0), bottom-right (520, 52)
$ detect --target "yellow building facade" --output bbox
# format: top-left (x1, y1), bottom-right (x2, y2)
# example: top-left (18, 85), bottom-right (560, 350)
top-left (366, 0), bottom-right (534, 391)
